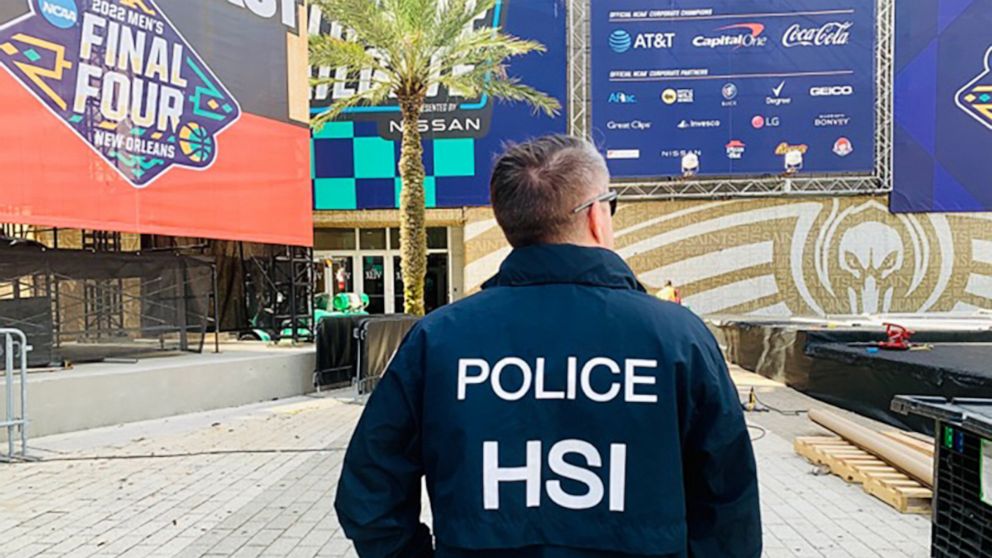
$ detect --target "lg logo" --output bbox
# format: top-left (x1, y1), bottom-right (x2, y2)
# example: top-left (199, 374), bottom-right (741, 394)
top-left (810, 85), bottom-right (854, 97)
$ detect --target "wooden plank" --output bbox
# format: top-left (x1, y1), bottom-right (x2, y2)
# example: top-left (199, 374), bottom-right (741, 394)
top-left (795, 435), bottom-right (933, 514)
top-left (862, 469), bottom-right (933, 515)
top-left (881, 430), bottom-right (935, 457)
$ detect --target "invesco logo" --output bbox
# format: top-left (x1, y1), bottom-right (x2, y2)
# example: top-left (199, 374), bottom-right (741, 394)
top-left (810, 85), bottom-right (854, 97)
top-left (609, 30), bottom-right (633, 53)
top-left (38, 0), bottom-right (78, 29)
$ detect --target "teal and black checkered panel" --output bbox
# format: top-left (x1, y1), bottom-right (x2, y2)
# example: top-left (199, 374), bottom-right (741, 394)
top-left (312, 121), bottom-right (477, 210)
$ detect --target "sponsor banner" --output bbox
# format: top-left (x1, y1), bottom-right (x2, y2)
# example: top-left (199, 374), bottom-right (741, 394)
top-left (892, 0), bottom-right (992, 212)
top-left (310, 0), bottom-right (567, 210)
top-left (591, 0), bottom-right (876, 178)
top-left (0, 0), bottom-right (312, 245)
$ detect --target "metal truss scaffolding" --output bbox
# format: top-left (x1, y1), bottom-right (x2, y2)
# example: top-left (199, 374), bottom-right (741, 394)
top-left (567, 0), bottom-right (895, 199)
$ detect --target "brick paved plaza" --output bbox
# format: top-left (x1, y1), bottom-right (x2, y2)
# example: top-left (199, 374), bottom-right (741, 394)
top-left (0, 372), bottom-right (931, 558)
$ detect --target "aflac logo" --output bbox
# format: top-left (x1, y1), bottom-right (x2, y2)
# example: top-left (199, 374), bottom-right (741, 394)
top-left (38, 0), bottom-right (78, 29)
top-left (609, 29), bottom-right (632, 53)
top-left (609, 92), bottom-right (637, 104)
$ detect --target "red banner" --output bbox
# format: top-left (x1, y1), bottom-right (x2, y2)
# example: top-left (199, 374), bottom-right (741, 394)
top-left (0, 0), bottom-right (312, 246)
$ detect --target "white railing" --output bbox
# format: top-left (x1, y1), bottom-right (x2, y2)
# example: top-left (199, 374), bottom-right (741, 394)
top-left (0, 328), bottom-right (31, 462)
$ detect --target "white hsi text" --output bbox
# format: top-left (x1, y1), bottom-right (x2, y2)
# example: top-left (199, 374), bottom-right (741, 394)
top-left (458, 357), bottom-right (659, 404)
top-left (483, 439), bottom-right (627, 512)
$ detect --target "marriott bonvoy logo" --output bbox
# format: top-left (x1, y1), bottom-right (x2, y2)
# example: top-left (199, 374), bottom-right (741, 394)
top-left (0, 0), bottom-right (241, 188)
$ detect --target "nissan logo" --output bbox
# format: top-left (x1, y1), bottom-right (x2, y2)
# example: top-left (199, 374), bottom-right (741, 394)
top-left (810, 85), bottom-right (854, 97)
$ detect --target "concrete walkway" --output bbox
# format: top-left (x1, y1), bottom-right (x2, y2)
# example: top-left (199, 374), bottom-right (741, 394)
top-left (0, 378), bottom-right (931, 557)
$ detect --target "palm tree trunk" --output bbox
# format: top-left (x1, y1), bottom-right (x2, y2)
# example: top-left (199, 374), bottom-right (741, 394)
top-left (397, 94), bottom-right (427, 317)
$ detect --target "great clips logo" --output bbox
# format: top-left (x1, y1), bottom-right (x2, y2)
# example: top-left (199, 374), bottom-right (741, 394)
top-left (0, 0), bottom-right (241, 188)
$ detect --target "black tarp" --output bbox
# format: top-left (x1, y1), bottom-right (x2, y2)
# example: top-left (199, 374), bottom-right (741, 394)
top-left (805, 343), bottom-right (992, 433)
top-left (356, 316), bottom-right (419, 394)
top-left (0, 243), bottom-right (213, 364)
top-left (314, 314), bottom-right (419, 391)
top-left (314, 316), bottom-right (365, 388)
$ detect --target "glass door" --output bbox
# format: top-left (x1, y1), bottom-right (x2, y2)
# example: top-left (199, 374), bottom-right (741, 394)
top-left (327, 256), bottom-right (355, 297)
top-left (393, 254), bottom-right (450, 314)
top-left (362, 255), bottom-right (386, 314)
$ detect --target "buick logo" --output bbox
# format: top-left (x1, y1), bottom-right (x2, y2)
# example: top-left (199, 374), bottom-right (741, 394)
top-left (783, 22), bottom-right (853, 48)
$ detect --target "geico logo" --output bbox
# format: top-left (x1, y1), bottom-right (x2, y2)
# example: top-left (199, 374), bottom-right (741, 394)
top-left (607, 120), bottom-right (652, 131)
top-left (634, 32), bottom-right (676, 49)
top-left (457, 357), bottom-right (659, 404)
top-left (484, 439), bottom-right (628, 512)
top-left (810, 85), bottom-right (854, 97)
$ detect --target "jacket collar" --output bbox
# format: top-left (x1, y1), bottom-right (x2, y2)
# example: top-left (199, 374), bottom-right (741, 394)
top-left (482, 244), bottom-right (646, 292)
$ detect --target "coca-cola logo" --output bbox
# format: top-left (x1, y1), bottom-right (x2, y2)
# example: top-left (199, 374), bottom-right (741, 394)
top-left (782, 21), bottom-right (853, 48)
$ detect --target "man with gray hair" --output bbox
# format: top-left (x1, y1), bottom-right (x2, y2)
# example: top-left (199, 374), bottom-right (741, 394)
top-left (335, 135), bottom-right (762, 558)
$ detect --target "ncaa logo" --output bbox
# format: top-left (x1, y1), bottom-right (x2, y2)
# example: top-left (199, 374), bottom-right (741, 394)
top-left (610, 30), bottom-right (633, 53)
top-left (37, 0), bottom-right (78, 29)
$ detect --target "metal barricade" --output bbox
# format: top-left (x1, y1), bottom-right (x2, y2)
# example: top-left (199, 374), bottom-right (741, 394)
top-left (0, 328), bottom-right (31, 462)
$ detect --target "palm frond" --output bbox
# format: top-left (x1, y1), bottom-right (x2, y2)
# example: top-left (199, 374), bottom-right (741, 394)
top-left (439, 72), bottom-right (561, 117)
top-left (309, 35), bottom-right (394, 80)
top-left (309, 0), bottom-right (399, 56)
top-left (434, 30), bottom-right (546, 75)
top-left (429, 0), bottom-right (497, 55)
top-left (311, 83), bottom-right (394, 131)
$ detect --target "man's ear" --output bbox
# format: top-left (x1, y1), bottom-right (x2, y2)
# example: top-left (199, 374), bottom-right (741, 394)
top-left (588, 202), bottom-right (607, 247)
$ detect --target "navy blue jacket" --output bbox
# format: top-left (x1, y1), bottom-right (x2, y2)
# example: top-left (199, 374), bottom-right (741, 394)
top-left (335, 244), bottom-right (761, 558)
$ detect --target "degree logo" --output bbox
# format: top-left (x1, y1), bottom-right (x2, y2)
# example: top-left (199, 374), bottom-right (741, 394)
top-left (0, 0), bottom-right (241, 188)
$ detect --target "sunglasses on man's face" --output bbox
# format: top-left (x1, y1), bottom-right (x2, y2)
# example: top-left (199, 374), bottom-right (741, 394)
top-left (572, 190), bottom-right (619, 217)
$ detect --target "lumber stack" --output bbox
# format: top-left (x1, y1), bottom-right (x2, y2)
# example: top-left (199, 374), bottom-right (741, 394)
top-left (794, 410), bottom-right (935, 514)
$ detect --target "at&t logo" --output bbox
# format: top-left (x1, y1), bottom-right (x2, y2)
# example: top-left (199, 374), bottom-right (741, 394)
top-left (609, 30), bottom-right (632, 53)
top-left (609, 29), bottom-right (675, 53)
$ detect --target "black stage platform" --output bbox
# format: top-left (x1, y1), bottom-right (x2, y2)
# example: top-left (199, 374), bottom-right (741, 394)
top-left (712, 316), bottom-right (992, 433)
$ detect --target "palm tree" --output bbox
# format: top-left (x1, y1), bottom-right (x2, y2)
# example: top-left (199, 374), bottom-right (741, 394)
top-left (309, 0), bottom-right (560, 316)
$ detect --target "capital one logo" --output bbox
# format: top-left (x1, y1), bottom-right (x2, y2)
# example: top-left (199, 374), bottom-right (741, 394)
top-left (0, 0), bottom-right (241, 188)
top-left (693, 22), bottom-right (768, 50)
